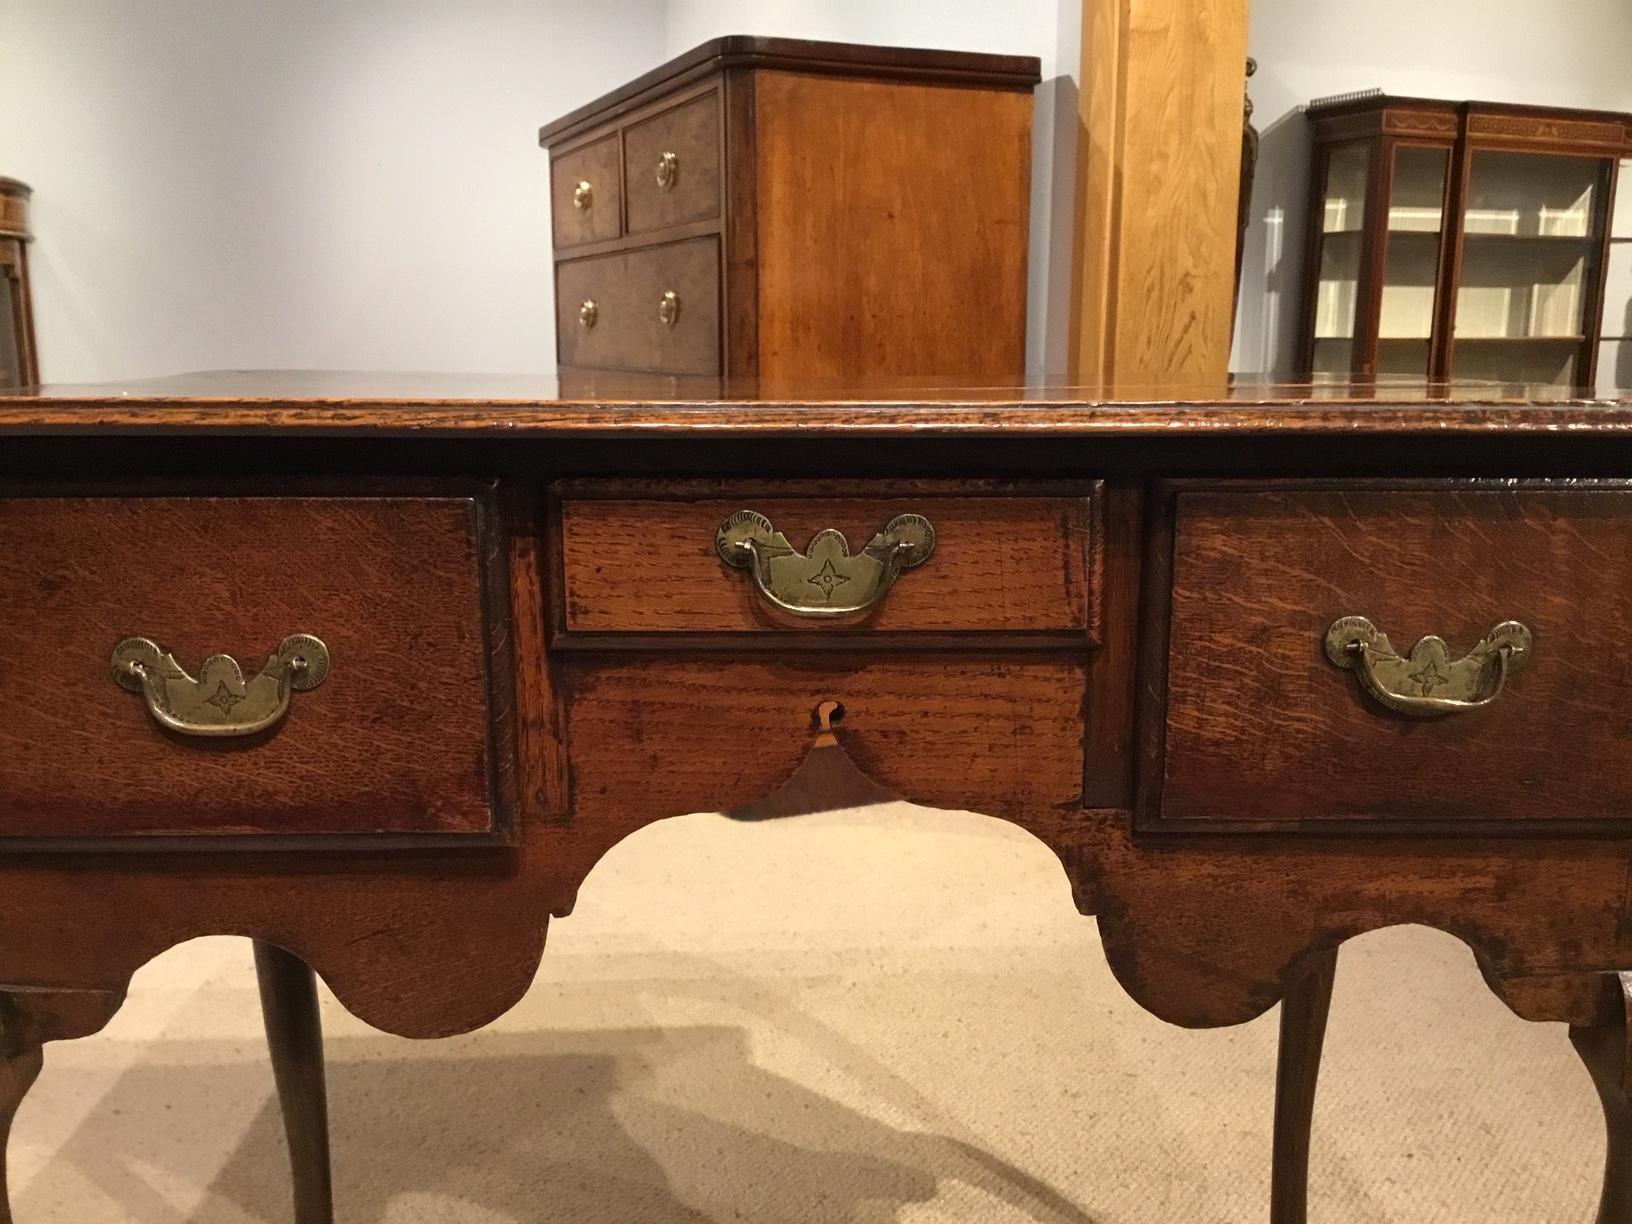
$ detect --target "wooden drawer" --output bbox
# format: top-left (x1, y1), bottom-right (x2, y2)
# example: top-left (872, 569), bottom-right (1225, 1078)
top-left (552, 483), bottom-right (1099, 639)
top-left (551, 133), bottom-right (622, 249)
top-left (1151, 484), bottom-right (1632, 831)
top-left (562, 653), bottom-right (1088, 827)
top-left (624, 90), bottom-right (722, 235)
top-left (555, 237), bottom-right (720, 374)
top-left (0, 493), bottom-right (513, 845)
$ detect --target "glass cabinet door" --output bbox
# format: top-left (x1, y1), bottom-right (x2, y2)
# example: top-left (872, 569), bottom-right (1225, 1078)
top-left (1309, 142), bottom-right (1371, 376)
top-left (0, 264), bottom-right (20, 392)
top-left (1377, 146), bottom-right (1451, 376)
top-left (1453, 150), bottom-right (1613, 386)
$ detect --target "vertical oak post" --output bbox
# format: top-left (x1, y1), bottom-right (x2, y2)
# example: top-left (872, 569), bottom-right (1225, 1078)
top-left (1072, 0), bottom-right (1251, 389)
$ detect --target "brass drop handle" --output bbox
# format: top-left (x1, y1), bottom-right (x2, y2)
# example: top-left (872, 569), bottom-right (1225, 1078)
top-left (579, 299), bottom-right (598, 329)
top-left (716, 511), bottom-right (935, 619)
top-left (111, 634), bottom-right (330, 738)
top-left (1324, 617), bottom-right (1532, 717)
top-left (656, 151), bottom-right (678, 190)
top-left (658, 290), bottom-right (680, 327)
top-left (573, 180), bottom-right (593, 210)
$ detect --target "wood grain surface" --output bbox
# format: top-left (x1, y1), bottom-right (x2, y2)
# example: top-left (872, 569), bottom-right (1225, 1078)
top-left (1158, 485), bottom-right (1632, 828)
top-left (0, 494), bottom-right (506, 841)
top-left (556, 489), bottom-right (1097, 635)
top-left (549, 134), bottom-right (622, 250)
top-left (752, 72), bottom-right (1031, 381)
top-left (623, 90), bottom-right (722, 235)
top-left (555, 237), bottom-right (721, 374)
top-left (537, 36), bottom-right (1039, 147)
top-left (1073, 0), bottom-right (1248, 386)
top-left (553, 652), bottom-right (1091, 884)
top-left (11, 370), bottom-right (1632, 436)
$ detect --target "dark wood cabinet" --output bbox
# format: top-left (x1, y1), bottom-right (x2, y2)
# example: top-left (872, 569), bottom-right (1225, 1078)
top-left (1296, 96), bottom-right (1632, 388)
top-left (0, 178), bottom-right (37, 390)
top-left (538, 37), bottom-right (1040, 383)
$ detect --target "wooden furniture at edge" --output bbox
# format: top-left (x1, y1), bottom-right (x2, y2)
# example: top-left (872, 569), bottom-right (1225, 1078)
top-left (9, 374), bottom-right (1632, 1221)
top-left (539, 37), bottom-right (1040, 381)
top-left (1298, 95), bottom-right (1632, 388)
top-left (0, 179), bottom-right (37, 391)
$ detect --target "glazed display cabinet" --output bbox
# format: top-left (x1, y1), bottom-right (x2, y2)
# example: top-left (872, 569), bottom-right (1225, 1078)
top-left (1298, 94), bottom-right (1632, 388)
top-left (0, 177), bottom-right (37, 390)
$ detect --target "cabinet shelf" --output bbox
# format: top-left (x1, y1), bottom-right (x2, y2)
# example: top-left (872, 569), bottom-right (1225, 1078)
top-left (1298, 94), bottom-right (1630, 387)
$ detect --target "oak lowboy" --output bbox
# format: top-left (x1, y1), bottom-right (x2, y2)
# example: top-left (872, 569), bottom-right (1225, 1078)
top-left (6, 371), bottom-right (1632, 1221)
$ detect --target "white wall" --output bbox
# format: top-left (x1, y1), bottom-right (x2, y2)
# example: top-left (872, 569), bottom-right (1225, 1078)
top-left (1235, 0), bottom-right (1632, 375)
top-left (0, 0), bottom-right (666, 382)
top-left (665, 0), bottom-right (1083, 378)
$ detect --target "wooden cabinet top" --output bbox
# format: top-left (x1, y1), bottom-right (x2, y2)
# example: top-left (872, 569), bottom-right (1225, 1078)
top-left (0, 177), bottom-right (30, 241)
top-left (1304, 93), bottom-right (1632, 154)
top-left (4, 369), bottom-right (1632, 437)
top-left (538, 35), bottom-right (1042, 146)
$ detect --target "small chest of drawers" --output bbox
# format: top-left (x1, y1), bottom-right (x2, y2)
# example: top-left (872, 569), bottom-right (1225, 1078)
top-left (539, 36), bottom-right (1040, 382)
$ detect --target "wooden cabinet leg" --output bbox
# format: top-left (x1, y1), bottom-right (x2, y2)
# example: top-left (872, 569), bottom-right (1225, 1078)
top-left (254, 942), bottom-right (333, 1224)
top-left (0, 985), bottom-right (125, 1224)
top-left (1571, 971), bottom-right (1632, 1224)
top-left (1270, 948), bottom-right (1339, 1224)
top-left (0, 1037), bottom-right (42, 1224)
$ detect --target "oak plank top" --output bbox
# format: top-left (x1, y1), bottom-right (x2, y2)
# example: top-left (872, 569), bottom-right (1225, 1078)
top-left (2, 369), bottom-right (1632, 438)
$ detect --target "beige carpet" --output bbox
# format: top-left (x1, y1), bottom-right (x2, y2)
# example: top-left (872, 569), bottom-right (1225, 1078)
top-left (9, 803), bottom-right (1607, 1222)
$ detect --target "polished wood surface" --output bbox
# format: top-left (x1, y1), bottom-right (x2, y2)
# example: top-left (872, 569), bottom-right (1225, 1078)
top-left (4, 374), bottom-right (1632, 1217)
top-left (536, 35), bottom-right (1042, 147)
top-left (10, 369), bottom-right (1632, 434)
top-left (554, 483), bottom-right (1097, 637)
top-left (1073, 0), bottom-right (1249, 387)
top-left (555, 236), bottom-right (721, 374)
top-left (1158, 485), bottom-right (1632, 831)
top-left (623, 91), bottom-right (721, 235)
top-left (0, 493), bottom-right (512, 844)
top-left (542, 38), bottom-right (1038, 381)
top-left (549, 134), bottom-right (622, 250)
top-left (750, 73), bottom-right (1031, 380)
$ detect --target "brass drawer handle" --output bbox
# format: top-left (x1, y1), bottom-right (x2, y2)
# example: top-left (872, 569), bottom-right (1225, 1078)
top-left (1324, 617), bottom-right (1531, 717)
top-left (658, 290), bottom-right (680, 327)
top-left (111, 634), bottom-right (330, 737)
top-left (579, 299), bottom-right (598, 329)
top-left (656, 151), bottom-right (678, 190)
top-left (715, 511), bottom-right (935, 619)
top-left (573, 180), bottom-right (593, 210)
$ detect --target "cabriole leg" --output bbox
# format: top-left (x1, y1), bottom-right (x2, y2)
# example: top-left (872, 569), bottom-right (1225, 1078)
top-left (0, 985), bottom-right (125, 1224)
top-left (1571, 971), bottom-right (1632, 1224)
top-left (254, 941), bottom-right (333, 1224)
top-left (1270, 948), bottom-right (1339, 1224)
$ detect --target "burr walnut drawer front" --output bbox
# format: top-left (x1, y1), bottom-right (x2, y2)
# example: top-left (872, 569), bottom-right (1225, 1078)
top-left (1153, 485), bottom-right (1632, 831)
top-left (623, 90), bottom-right (722, 235)
top-left (0, 494), bottom-right (513, 845)
top-left (551, 133), bottom-right (622, 249)
top-left (555, 237), bottom-right (721, 374)
top-left (552, 485), bottom-right (1100, 638)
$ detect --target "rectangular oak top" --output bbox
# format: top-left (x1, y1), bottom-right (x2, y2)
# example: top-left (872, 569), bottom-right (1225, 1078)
top-left (2, 370), bottom-right (1631, 438)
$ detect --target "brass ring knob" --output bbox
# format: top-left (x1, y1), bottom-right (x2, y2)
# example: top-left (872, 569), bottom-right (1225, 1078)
top-left (715, 511), bottom-right (935, 619)
top-left (1324, 616), bottom-right (1532, 717)
top-left (658, 290), bottom-right (680, 327)
top-left (656, 151), bottom-right (678, 190)
top-left (573, 180), bottom-right (593, 210)
top-left (111, 634), bottom-right (330, 738)
top-left (579, 299), bottom-right (598, 329)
